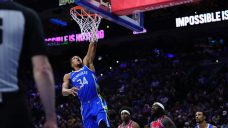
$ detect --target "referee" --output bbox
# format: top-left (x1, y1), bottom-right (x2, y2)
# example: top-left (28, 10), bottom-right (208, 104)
top-left (0, 1), bottom-right (57, 128)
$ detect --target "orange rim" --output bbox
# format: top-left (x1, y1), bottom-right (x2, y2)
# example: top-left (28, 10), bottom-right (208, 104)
top-left (70, 6), bottom-right (97, 17)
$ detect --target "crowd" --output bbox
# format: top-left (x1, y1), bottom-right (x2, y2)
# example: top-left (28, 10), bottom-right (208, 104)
top-left (27, 46), bottom-right (228, 128)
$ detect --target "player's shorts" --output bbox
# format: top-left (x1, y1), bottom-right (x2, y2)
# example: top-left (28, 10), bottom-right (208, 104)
top-left (81, 97), bottom-right (110, 128)
top-left (0, 91), bottom-right (34, 128)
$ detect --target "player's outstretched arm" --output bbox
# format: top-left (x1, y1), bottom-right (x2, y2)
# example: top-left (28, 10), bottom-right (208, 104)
top-left (83, 41), bottom-right (98, 72)
top-left (32, 55), bottom-right (57, 128)
top-left (62, 73), bottom-right (78, 96)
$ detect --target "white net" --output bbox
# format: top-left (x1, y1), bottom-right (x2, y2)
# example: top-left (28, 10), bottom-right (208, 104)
top-left (70, 6), bottom-right (102, 42)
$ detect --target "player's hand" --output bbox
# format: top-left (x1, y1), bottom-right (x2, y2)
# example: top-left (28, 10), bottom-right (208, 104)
top-left (68, 87), bottom-right (79, 96)
top-left (43, 119), bottom-right (57, 128)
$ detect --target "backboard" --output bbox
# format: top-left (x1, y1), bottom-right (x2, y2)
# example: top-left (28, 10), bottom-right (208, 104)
top-left (61, 0), bottom-right (200, 32)
top-left (74, 0), bottom-right (145, 32)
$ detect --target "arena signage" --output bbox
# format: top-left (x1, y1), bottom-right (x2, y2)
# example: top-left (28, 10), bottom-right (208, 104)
top-left (176, 10), bottom-right (228, 27)
top-left (45, 30), bottom-right (104, 46)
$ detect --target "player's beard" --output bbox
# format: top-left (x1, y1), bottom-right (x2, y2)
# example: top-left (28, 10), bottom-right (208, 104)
top-left (152, 109), bottom-right (164, 119)
top-left (151, 111), bottom-right (159, 118)
top-left (77, 63), bottom-right (83, 68)
top-left (123, 117), bottom-right (130, 124)
top-left (195, 118), bottom-right (202, 123)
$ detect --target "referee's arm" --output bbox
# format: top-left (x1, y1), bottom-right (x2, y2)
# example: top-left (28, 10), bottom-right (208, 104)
top-left (32, 55), bottom-right (56, 123)
top-left (27, 9), bottom-right (57, 127)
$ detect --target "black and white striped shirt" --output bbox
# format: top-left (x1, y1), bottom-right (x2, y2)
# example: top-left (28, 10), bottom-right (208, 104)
top-left (0, 1), bottom-right (46, 96)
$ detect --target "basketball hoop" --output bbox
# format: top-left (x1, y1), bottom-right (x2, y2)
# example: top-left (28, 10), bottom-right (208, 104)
top-left (70, 6), bottom-right (102, 42)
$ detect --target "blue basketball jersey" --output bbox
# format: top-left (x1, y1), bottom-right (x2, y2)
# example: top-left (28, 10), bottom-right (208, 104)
top-left (195, 123), bottom-right (213, 128)
top-left (70, 65), bottom-right (99, 102)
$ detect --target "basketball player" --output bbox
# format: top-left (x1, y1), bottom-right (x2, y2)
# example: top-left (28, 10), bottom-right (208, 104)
top-left (62, 41), bottom-right (110, 128)
top-left (0, 1), bottom-right (57, 128)
top-left (150, 102), bottom-right (176, 128)
top-left (118, 107), bottom-right (140, 128)
top-left (195, 111), bottom-right (217, 128)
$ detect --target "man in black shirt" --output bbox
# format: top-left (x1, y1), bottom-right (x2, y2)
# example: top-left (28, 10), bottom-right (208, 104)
top-left (0, 1), bottom-right (57, 128)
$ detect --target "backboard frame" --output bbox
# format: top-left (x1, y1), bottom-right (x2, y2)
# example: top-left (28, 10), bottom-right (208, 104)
top-left (74, 0), bottom-right (145, 32)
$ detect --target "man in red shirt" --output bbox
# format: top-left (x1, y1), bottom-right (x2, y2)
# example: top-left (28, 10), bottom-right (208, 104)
top-left (118, 107), bottom-right (140, 128)
top-left (150, 102), bottom-right (176, 128)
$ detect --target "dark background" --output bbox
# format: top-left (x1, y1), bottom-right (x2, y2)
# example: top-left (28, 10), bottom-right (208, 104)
top-left (14, 0), bottom-right (228, 71)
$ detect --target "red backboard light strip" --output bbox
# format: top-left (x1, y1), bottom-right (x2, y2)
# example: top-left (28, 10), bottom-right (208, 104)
top-left (111, 0), bottom-right (200, 15)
